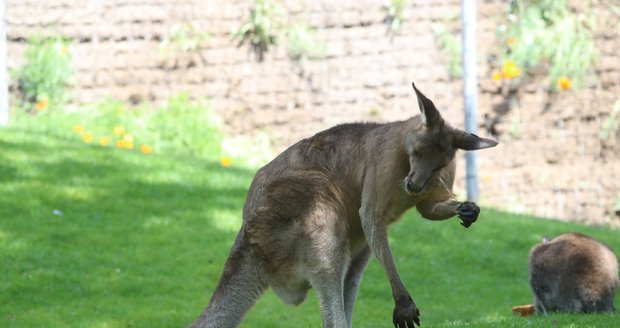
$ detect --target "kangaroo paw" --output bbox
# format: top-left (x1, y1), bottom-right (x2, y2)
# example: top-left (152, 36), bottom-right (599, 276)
top-left (456, 201), bottom-right (480, 228)
top-left (392, 295), bottom-right (420, 327)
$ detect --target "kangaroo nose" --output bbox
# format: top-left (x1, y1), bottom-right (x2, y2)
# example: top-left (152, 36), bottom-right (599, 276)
top-left (405, 178), bottom-right (423, 194)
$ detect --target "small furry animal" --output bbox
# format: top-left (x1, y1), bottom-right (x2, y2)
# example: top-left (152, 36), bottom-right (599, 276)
top-left (528, 232), bottom-right (619, 314)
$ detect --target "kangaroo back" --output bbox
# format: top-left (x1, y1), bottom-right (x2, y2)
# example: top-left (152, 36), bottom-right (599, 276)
top-left (528, 232), bottom-right (619, 314)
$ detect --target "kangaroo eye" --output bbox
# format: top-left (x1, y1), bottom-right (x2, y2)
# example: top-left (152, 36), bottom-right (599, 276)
top-left (413, 150), bottom-right (421, 157)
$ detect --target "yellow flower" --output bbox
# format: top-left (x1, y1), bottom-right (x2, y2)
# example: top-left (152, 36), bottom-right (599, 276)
top-left (491, 70), bottom-right (503, 82)
top-left (73, 125), bottom-right (85, 135)
top-left (502, 60), bottom-right (522, 79)
top-left (557, 76), bottom-right (572, 90)
top-left (124, 142), bottom-right (134, 150)
top-left (116, 140), bottom-right (126, 148)
top-left (507, 38), bottom-right (518, 47)
top-left (113, 126), bottom-right (126, 136)
top-left (220, 156), bottom-right (233, 167)
top-left (82, 133), bottom-right (94, 144)
top-left (99, 136), bottom-right (110, 146)
top-left (123, 134), bottom-right (134, 143)
top-left (140, 145), bottom-right (153, 155)
top-left (35, 98), bottom-right (48, 111)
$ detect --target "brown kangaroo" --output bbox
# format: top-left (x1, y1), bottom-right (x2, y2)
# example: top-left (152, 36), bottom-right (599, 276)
top-left (529, 232), bottom-right (619, 314)
top-left (188, 83), bottom-right (498, 328)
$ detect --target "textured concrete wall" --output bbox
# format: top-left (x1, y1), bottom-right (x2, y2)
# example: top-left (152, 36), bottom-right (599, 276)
top-left (6, 0), bottom-right (467, 139)
top-left (5, 0), bottom-right (620, 226)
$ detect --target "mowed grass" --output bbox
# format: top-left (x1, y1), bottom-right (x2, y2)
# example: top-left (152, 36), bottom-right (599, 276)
top-left (1, 119), bottom-right (619, 328)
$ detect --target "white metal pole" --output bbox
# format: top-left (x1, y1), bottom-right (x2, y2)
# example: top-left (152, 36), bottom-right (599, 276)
top-left (462, 0), bottom-right (478, 202)
top-left (0, 0), bottom-right (8, 127)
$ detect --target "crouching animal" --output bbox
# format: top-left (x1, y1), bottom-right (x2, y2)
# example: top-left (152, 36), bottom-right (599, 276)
top-left (528, 232), bottom-right (619, 314)
top-left (188, 83), bottom-right (498, 328)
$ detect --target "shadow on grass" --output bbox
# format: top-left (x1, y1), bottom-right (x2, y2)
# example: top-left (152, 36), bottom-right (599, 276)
top-left (0, 128), bottom-right (253, 218)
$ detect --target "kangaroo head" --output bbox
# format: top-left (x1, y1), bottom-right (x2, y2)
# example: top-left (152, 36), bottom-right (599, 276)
top-left (403, 83), bottom-right (498, 194)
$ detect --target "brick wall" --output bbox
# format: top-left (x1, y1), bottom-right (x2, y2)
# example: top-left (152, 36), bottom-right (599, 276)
top-left (6, 0), bottom-right (620, 226)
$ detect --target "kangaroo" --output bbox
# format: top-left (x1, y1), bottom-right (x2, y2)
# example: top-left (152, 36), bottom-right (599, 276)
top-left (529, 232), bottom-right (619, 314)
top-left (188, 83), bottom-right (498, 328)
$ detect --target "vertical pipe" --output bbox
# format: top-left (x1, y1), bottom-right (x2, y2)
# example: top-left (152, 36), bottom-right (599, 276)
top-left (0, 0), bottom-right (8, 127)
top-left (462, 0), bottom-right (478, 202)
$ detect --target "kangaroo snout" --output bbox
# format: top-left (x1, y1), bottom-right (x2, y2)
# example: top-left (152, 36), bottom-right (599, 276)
top-left (404, 176), bottom-right (424, 194)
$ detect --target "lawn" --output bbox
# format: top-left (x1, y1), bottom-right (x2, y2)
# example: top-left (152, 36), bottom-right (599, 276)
top-left (1, 108), bottom-right (618, 328)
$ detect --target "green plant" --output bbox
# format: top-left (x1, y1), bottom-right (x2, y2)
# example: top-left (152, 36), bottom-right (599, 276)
top-left (221, 134), bottom-right (273, 168)
top-left (159, 23), bottom-right (210, 57)
top-left (25, 93), bottom-right (224, 158)
top-left (383, 0), bottom-right (408, 33)
top-left (12, 35), bottom-right (72, 112)
top-left (508, 105), bottom-right (522, 139)
top-left (494, 0), bottom-right (597, 90)
top-left (146, 93), bottom-right (222, 157)
top-left (286, 24), bottom-right (326, 61)
top-left (432, 22), bottom-right (462, 78)
top-left (599, 97), bottom-right (620, 140)
top-left (233, 0), bottom-right (284, 62)
top-left (368, 106), bottom-right (380, 118)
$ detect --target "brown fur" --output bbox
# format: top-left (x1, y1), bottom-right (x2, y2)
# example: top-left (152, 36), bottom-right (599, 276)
top-left (529, 232), bottom-right (619, 314)
top-left (188, 83), bottom-right (498, 328)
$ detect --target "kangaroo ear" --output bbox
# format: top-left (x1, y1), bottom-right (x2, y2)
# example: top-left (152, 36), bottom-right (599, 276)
top-left (412, 82), bottom-right (442, 127)
top-left (454, 131), bottom-right (498, 151)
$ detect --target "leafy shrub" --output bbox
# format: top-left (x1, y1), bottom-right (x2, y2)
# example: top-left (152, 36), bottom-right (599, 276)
top-left (599, 97), bottom-right (620, 140)
top-left (159, 23), bottom-right (210, 57)
top-left (432, 21), bottom-right (462, 78)
top-left (221, 134), bottom-right (273, 169)
top-left (493, 0), bottom-right (597, 90)
top-left (233, 1), bottom-right (327, 64)
top-left (287, 25), bottom-right (326, 61)
top-left (12, 36), bottom-right (72, 112)
top-left (233, 0), bottom-right (284, 62)
top-left (62, 94), bottom-right (222, 158)
top-left (383, 0), bottom-right (408, 33)
top-left (12, 92), bottom-right (273, 168)
top-left (146, 93), bottom-right (222, 157)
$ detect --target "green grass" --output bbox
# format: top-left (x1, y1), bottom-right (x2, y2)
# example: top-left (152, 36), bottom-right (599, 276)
top-left (1, 114), bottom-right (619, 328)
